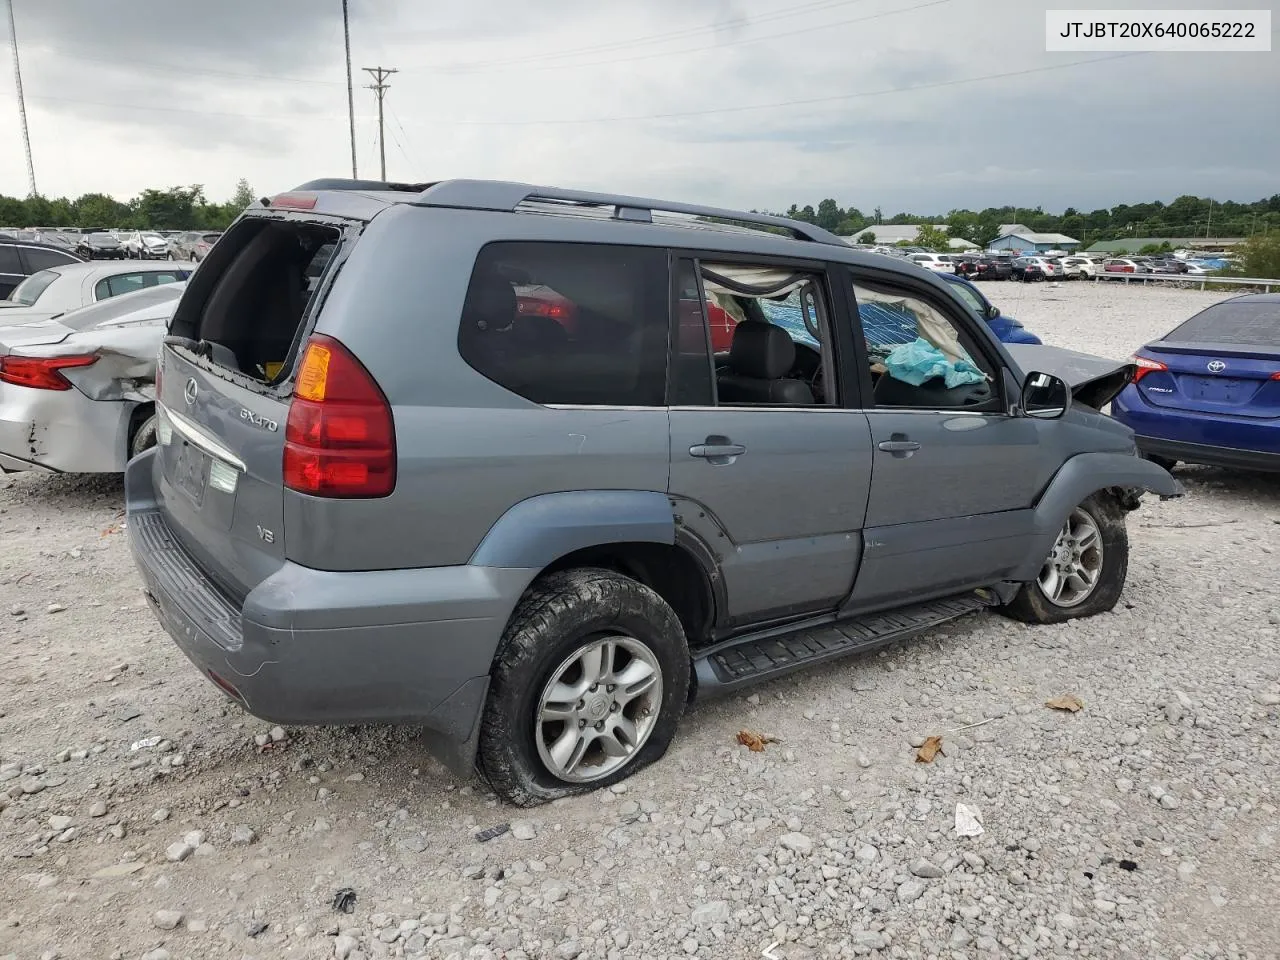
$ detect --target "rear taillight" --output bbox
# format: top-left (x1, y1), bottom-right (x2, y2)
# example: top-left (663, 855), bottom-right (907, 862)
top-left (1131, 355), bottom-right (1168, 383)
top-left (0, 354), bottom-right (98, 391)
top-left (283, 335), bottom-right (395, 498)
top-left (1271, 371), bottom-right (1280, 381)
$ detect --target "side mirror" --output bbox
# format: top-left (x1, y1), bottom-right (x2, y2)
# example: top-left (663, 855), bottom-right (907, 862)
top-left (986, 303), bottom-right (1001, 320)
top-left (1022, 371), bottom-right (1070, 420)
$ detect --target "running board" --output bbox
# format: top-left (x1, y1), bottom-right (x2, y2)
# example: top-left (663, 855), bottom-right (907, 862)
top-left (693, 593), bottom-right (993, 698)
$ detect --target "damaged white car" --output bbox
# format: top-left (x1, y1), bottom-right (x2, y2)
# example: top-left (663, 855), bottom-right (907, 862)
top-left (0, 282), bottom-right (183, 474)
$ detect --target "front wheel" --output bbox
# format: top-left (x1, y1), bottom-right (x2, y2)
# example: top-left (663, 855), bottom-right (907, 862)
top-left (478, 568), bottom-right (689, 806)
top-left (128, 412), bottom-right (158, 460)
top-left (1001, 493), bottom-right (1128, 625)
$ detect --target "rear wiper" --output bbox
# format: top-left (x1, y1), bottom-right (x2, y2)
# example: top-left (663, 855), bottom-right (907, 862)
top-left (163, 334), bottom-right (213, 359)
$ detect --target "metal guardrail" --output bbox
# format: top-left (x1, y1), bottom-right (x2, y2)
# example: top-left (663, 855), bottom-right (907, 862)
top-left (1088, 272), bottom-right (1280, 292)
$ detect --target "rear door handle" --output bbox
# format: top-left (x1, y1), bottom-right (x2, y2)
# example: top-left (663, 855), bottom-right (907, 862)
top-left (690, 436), bottom-right (746, 464)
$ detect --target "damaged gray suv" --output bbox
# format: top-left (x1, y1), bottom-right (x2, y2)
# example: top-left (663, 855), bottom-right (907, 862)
top-left (126, 178), bottom-right (1182, 805)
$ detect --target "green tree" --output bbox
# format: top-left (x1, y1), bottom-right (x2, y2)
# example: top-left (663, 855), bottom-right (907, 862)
top-left (859, 230), bottom-right (876, 244)
top-left (132, 186), bottom-right (207, 230)
top-left (1137, 241), bottom-right (1174, 255)
top-left (230, 178), bottom-right (255, 210)
top-left (913, 224), bottom-right (951, 252)
top-left (815, 198), bottom-right (842, 231)
top-left (1224, 234), bottom-right (1280, 280)
top-left (72, 193), bottom-right (131, 227)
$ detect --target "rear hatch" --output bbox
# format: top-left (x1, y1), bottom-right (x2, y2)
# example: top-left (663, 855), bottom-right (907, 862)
top-left (152, 213), bottom-right (347, 601)
top-left (1135, 299), bottom-right (1280, 418)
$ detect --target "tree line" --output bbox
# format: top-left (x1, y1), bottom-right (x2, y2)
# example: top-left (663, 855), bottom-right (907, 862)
top-left (0, 180), bottom-right (258, 231)
top-left (768, 194), bottom-right (1280, 247)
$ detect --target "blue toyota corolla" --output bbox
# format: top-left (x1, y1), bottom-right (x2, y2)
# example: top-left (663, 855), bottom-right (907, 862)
top-left (939, 273), bottom-right (1042, 344)
top-left (1111, 293), bottom-right (1280, 472)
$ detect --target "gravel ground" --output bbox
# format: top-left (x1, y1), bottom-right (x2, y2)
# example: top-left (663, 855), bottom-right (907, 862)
top-left (1, 281), bottom-right (1277, 960)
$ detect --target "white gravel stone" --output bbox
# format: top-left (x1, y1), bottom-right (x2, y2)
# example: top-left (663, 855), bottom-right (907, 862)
top-left (778, 832), bottom-right (814, 855)
top-left (152, 910), bottom-right (183, 930)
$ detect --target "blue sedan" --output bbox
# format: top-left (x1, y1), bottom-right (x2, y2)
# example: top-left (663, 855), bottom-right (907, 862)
top-left (939, 273), bottom-right (1042, 345)
top-left (1111, 293), bottom-right (1280, 472)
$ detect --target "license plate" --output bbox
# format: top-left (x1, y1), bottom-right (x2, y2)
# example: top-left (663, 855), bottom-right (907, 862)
top-left (173, 442), bottom-right (209, 506)
top-left (1186, 376), bottom-right (1246, 403)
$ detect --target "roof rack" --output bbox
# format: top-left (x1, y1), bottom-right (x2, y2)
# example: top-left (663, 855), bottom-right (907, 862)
top-left (410, 179), bottom-right (846, 246)
top-left (292, 178), bottom-right (437, 194)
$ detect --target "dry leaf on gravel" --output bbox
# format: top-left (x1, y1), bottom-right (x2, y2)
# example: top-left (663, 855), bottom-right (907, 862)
top-left (736, 729), bottom-right (780, 752)
top-left (915, 735), bottom-right (944, 763)
top-left (1045, 694), bottom-right (1085, 713)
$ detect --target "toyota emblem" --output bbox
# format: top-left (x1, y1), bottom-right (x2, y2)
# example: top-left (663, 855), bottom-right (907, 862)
top-left (183, 378), bottom-right (199, 404)
top-left (1206, 360), bottom-right (1226, 374)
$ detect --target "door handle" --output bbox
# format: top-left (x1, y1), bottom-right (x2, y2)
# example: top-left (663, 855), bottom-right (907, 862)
top-left (877, 435), bottom-right (921, 458)
top-left (690, 436), bottom-right (746, 464)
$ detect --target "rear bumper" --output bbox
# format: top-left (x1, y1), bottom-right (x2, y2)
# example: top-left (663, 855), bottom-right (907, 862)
top-left (1137, 436), bottom-right (1280, 472)
top-left (124, 451), bottom-right (534, 775)
top-left (0, 386), bottom-right (132, 473)
top-left (1112, 386), bottom-right (1279, 471)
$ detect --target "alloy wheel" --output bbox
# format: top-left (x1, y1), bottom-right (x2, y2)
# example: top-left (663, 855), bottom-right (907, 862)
top-left (534, 634), bottom-right (663, 783)
top-left (1037, 508), bottom-right (1104, 607)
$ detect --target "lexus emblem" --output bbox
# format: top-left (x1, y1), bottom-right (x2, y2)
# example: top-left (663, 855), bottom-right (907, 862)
top-left (1206, 360), bottom-right (1226, 374)
top-left (183, 378), bottom-right (199, 404)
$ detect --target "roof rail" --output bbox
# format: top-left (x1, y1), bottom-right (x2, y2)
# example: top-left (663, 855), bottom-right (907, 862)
top-left (411, 179), bottom-right (846, 246)
top-left (292, 178), bottom-right (436, 194)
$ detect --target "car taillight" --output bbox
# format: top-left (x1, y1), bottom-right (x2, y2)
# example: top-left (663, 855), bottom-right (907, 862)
top-left (1271, 371), bottom-right (1280, 381)
top-left (1122, 265), bottom-right (1134, 273)
top-left (517, 297), bottom-right (573, 320)
top-left (283, 335), bottom-right (395, 498)
top-left (1131, 355), bottom-right (1168, 383)
top-left (0, 354), bottom-right (98, 390)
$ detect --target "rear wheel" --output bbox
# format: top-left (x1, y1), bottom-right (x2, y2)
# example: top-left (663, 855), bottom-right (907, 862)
top-left (477, 568), bottom-right (689, 806)
top-left (128, 412), bottom-right (158, 460)
top-left (1002, 493), bottom-right (1128, 625)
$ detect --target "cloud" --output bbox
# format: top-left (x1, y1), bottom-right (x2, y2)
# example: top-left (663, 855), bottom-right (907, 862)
top-left (1, 0), bottom-right (1276, 213)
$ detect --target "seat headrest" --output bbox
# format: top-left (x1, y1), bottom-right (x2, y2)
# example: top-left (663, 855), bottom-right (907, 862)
top-left (729, 320), bottom-right (796, 379)
top-left (463, 273), bottom-right (517, 332)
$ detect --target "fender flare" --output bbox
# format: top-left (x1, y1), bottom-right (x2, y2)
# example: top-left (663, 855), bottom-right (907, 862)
top-left (468, 490), bottom-right (676, 569)
top-left (1011, 452), bottom-right (1183, 582)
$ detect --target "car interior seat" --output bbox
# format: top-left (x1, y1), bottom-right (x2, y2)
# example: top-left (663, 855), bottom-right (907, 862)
top-left (716, 320), bottom-right (814, 405)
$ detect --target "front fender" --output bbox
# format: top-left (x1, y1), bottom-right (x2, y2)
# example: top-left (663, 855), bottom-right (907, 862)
top-left (1011, 453), bottom-right (1183, 582)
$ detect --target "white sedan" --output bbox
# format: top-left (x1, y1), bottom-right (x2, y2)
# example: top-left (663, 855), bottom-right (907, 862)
top-left (908, 253), bottom-right (956, 274)
top-left (0, 260), bottom-right (194, 325)
top-left (0, 282), bottom-right (183, 474)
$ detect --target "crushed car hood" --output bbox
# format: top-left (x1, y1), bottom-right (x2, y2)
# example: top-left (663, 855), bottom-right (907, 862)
top-left (1004, 343), bottom-right (1136, 410)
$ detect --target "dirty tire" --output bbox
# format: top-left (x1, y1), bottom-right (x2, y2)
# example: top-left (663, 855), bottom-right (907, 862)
top-left (128, 413), bottom-right (158, 460)
top-left (477, 567), bottom-right (689, 807)
top-left (1001, 492), bottom-right (1128, 625)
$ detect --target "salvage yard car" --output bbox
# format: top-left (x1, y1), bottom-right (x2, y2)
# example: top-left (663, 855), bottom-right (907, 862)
top-left (125, 178), bottom-right (1182, 806)
top-left (0, 282), bottom-right (182, 474)
top-left (0, 261), bottom-right (193, 325)
top-left (1111, 293), bottom-right (1280, 472)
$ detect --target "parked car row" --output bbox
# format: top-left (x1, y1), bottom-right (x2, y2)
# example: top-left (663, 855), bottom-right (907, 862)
top-left (2, 227), bottom-right (223, 262)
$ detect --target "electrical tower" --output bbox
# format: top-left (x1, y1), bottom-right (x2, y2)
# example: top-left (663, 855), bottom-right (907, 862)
top-left (362, 66), bottom-right (397, 181)
top-left (5, 0), bottom-right (37, 197)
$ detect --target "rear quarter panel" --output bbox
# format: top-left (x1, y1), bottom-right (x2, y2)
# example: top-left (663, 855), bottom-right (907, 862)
top-left (284, 205), bottom-right (673, 571)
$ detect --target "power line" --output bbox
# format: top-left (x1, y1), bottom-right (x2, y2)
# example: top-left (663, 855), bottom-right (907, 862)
top-left (363, 65), bottom-right (397, 180)
top-left (393, 53), bottom-right (1147, 127)
top-left (3, 52), bottom-right (1149, 129)
top-left (5, 0), bottom-right (37, 197)
top-left (420, 0), bottom-right (955, 75)
top-left (413, 0), bottom-right (875, 72)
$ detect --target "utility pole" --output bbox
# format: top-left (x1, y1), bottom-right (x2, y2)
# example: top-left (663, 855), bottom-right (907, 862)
top-left (342, 0), bottom-right (356, 179)
top-left (5, 0), bottom-right (37, 197)
top-left (362, 66), bottom-right (396, 181)
top-left (1205, 198), bottom-right (1213, 239)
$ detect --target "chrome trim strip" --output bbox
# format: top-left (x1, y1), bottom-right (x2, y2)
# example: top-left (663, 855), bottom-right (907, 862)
top-left (159, 404), bottom-right (247, 472)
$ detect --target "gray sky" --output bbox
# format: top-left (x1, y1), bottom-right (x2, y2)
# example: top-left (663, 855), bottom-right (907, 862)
top-left (1, 0), bottom-right (1275, 213)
